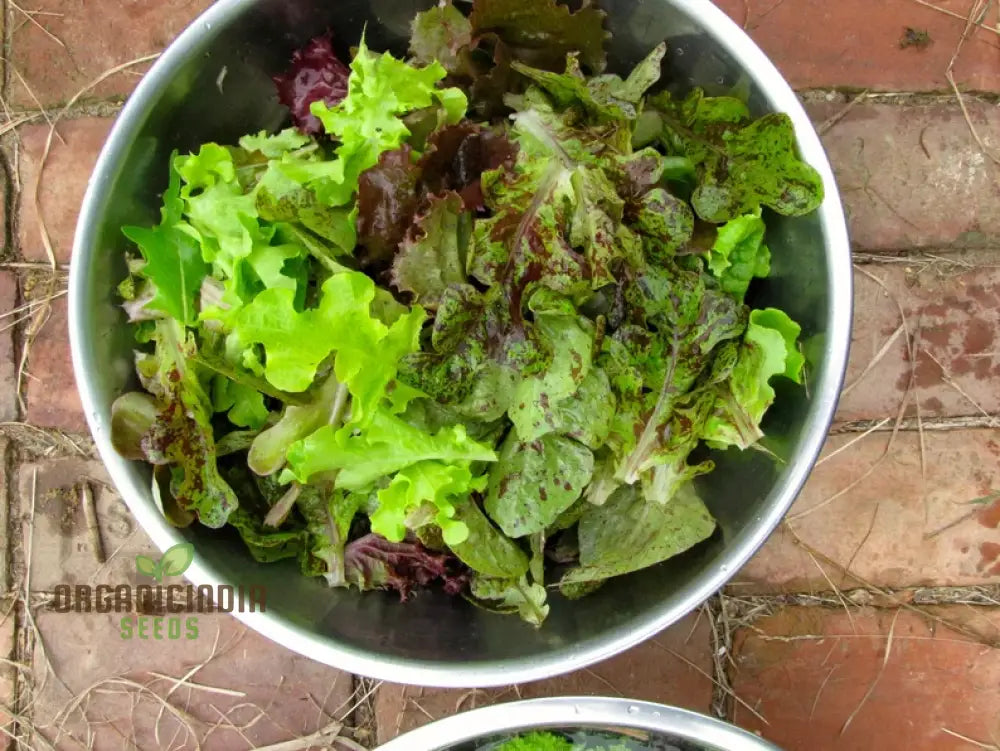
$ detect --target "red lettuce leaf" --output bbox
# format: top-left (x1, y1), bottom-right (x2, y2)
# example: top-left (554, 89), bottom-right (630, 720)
top-left (344, 533), bottom-right (469, 600)
top-left (273, 34), bottom-right (350, 135)
top-left (468, 0), bottom-right (609, 73)
top-left (356, 145), bottom-right (423, 269)
top-left (418, 123), bottom-right (518, 211)
top-left (356, 127), bottom-right (517, 269)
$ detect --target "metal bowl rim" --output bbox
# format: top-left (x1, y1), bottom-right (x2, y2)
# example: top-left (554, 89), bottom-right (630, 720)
top-left (69, 0), bottom-right (853, 686)
top-left (373, 697), bottom-right (783, 751)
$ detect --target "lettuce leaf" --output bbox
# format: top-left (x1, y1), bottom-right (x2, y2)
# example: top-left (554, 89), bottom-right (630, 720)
top-left (484, 432), bottom-right (594, 537)
top-left (706, 209), bottom-right (771, 299)
top-left (127, 322), bottom-right (239, 528)
top-left (701, 307), bottom-right (804, 449)
top-left (560, 483), bottom-right (715, 585)
top-left (309, 38), bottom-right (468, 205)
top-left (344, 533), bottom-right (469, 600)
top-left (232, 271), bottom-right (425, 419)
top-left (272, 34), bottom-right (351, 134)
top-left (121, 158), bottom-right (208, 326)
top-left (371, 460), bottom-right (487, 545)
top-left (282, 408), bottom-right (496, 489)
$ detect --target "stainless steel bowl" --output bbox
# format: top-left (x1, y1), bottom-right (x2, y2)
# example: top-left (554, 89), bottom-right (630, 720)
top-left (374, 697), bottom-right (782, 750)
top-left (71, 0), bottom-right (851, 686)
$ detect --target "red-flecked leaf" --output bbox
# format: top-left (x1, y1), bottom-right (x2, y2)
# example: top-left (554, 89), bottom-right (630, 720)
top-left (391, 192), bottom-right (467, 307)
top-left (273, 34), bottom-right (350, 135)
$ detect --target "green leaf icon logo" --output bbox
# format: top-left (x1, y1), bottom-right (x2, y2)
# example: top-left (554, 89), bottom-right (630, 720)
top-left (135, 555), bottom-right (159, 579)
top-left (158, 542), bottom-right (196, 578)
top-left (135, 542), bottom-right (195, 582)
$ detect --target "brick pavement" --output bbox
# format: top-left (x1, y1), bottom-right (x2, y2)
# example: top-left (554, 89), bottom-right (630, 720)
top-left (0, 1), bottom-right (999, 750)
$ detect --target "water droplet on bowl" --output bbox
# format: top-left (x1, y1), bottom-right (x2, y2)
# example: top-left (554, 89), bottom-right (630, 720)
top-left (627, 705), bottom-right (640, 715)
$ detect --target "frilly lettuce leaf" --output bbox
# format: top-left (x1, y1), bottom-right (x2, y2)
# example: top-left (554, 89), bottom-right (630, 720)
top-left (706, 209), bottom-right (771, 299)
top-left (282, 408), bottom-right (496, 489)
top-left (372, 460), bottom-right (486, 546)
top-left (309, 38), bottom-right (468, 205)
top-left (701, 307), bottom-right (803, 450)
top-left (232, 271), bottom-right (425, 419)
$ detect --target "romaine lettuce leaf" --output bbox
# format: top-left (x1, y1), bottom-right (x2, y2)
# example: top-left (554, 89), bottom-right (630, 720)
top-left (484, 432), bottom-right (594, 537)
top-left (560, 483), bottom-right (715, 585)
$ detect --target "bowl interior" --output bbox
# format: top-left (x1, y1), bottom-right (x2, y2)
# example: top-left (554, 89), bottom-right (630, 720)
top-left (71, 0), bottom-right (851, 685)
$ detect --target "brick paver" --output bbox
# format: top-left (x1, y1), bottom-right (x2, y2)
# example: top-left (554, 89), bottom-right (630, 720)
top-left (19, 118), bottom-right (115, 264)
top-left (839, 263), bottom-right (1000, 422)
top-left (8, 0), bottom-right (214, 109)
top-left (374, 612), bottom-right (714, 743)
top-left (734, 429), bottom-right (1000, 593)
top-left (811, 101), bottom-right (1000, 251)
top-left (713, 0), bottom-right (1000, 93)
top-left (0, 440), bottom-right (9, 596)
top-left (4, 0), bottom-right (1000, 747)
top-left (0, 274), bottom-right (19, 424)
top-left (22, 297), bottom-right (86, 434)
top-left (0, 608), bottom-right (14, 751)
top-left (29, 610), bottom-right (354, 750)
top-left (731, 607), bottom-right (1000, 751)
top-left (16, 458), bottom-right (158, 592)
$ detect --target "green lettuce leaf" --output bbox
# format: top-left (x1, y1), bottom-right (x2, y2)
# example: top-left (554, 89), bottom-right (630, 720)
top-left (122, 157), bottom-right (209, 326)
top-left (508, 289), bottom-right (594, 441)
top-left (448, 501), bottom-right (530, 578)
top-left (706, 209), bottom-right (770, 300)
top-left (701, 307), bottom-right (803, 449)
top-left (469, 573), bottom-right (549, 626)
top-left (371, 460), bottom-right (487, 545)
top-left (409, 0), bottom-right (472, 73)
top-left (229, 507), bottom-right (306, 563)
top-left (484, 432), bottom-right (594, 537)
top-left (560, 483), bottom-right (715, 585)
top-left (247, 373), bottom-right (347, 475)
top-left (232, 271), bottom-right (426, 422)
top-left (282, 408), bottom-right (496, 489)
top-left (309, 38), bottom-right (468, 205)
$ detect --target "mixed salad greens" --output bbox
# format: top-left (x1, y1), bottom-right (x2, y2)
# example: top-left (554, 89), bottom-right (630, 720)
top-left (487, 730), bottom-right (635, 750)
top-left (110, 0), bottom-right (822, 625)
